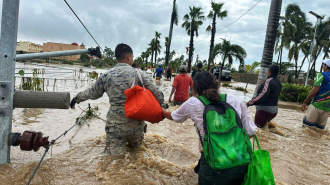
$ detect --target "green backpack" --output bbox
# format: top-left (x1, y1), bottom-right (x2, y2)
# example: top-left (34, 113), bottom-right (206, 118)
top-left (198, 94), bottom-right (252, 170)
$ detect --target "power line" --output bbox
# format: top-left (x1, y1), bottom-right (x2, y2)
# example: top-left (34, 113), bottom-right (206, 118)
top-left (64, 0), bottom-right (104, 52)
top-left (217, 0), bottom-right (262, 31)
top-left (171, 0), bottom-right (262, 51)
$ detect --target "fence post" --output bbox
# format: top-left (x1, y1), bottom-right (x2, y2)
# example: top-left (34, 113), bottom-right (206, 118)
top-left (0, 0), bottom-right (20, 164)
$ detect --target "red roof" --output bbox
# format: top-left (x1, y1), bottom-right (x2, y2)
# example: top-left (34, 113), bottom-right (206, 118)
top-left (71, 42), bottom-right (78, 46)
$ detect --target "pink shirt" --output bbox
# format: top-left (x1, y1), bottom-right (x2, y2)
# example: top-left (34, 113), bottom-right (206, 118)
top-left (171, 94), bottom-right (257, 152)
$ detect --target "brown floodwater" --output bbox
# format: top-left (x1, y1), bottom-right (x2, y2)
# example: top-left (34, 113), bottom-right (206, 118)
top-left (0, 63), bottom-right (329, 185)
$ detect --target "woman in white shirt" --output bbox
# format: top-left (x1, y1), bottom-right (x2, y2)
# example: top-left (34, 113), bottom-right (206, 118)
top-left (162, 71), bottom-right (257, 185)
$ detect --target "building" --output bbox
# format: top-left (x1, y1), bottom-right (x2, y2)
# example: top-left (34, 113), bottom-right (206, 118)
top-left (16, 41), bottom-right (43, 53)
top-left (43, 42), bottom-right (86, 61)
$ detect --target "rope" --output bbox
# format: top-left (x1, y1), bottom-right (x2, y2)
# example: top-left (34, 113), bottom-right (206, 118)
top-left (26, 107), bottom-right (88, 185)
top-left (64, 0), bottom-right (104, 52)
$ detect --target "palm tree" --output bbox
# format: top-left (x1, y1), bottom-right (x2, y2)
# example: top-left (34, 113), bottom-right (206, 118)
top-left (212, 39), bottom-right (247, 82)
top-left (284, 10), bottom-right (312, 78)
top-left (206, 1), bottom-right (227, 71)
top-left (148, 39), bottom-right (156, 67)
top-left (154, 31), bottom-right (162, 66)
top-left (182, 6), bottom-right (205, 73)
top-left (164, 36), bottom-right (169, 54)
top-left (165, 0), bottom-right (179, 67)
top-left (257, 0), bottom-right (282, 85)
top-left (309, 17), bottom-right (330, 76)
top-left (145, 49), bottom-right (152, 67)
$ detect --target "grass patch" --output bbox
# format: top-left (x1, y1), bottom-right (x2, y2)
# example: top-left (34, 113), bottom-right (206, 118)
top-left (234, 86), bottom-right (248, 93)
top-left (222, 83), bottom-right (232, 87)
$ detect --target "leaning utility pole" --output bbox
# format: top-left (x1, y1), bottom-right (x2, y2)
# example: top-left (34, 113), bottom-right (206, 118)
top-left (256, 0), bottom-right (282, 88)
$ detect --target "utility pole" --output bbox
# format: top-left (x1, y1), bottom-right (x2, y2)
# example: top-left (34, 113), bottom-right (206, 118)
top-left (0, 0), bottom-right (101, 165)
top-left (305, 11), bottom-right (324, 86)
top-left (0, 0), bottom-right (20, 164)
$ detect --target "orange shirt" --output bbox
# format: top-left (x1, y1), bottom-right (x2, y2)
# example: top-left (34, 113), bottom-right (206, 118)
top-left (172, 74), bottom-right (193, 102)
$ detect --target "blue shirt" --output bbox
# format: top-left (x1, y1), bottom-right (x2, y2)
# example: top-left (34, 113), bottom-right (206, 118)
top-left (155, 67), bottom-right (163, 77)
top-left (312, 72), bottom-right (330, 111)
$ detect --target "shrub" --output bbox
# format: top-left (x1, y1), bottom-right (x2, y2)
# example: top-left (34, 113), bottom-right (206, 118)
top-left (222, 83), bottom-right (232, 87)
top-left (279, 83), bottom-right (312, 104)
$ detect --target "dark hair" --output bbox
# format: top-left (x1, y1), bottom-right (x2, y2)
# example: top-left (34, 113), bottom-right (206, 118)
top-left (197, 63), bottom-right (203, 69)
top-left (115, 43), bottom-right (133, 61)
top-left (193, 71), bottom-right (220, 102)
top-left (269, 64), bottom-right (279, 76)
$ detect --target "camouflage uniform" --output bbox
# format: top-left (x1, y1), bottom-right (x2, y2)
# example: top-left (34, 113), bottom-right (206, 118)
top-left (74, 63), bottom-right (164, 155)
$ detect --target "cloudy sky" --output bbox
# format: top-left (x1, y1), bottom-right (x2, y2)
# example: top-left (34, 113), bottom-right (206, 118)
top-left (0, 0), bottom-right (329, 71)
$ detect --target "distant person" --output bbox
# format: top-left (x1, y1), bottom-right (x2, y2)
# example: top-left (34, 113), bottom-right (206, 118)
top-left (192, 62), bottom-right (203, 79)
top-left (132, 63), bottom-right (137, 68)
top-left (162, 71), bottom-right (257, 185)
top-left (166, 67), bottom-right (173, 80)
top-left (301, 59), bottom-right (330, 130)
top-left (246, 64), bottom-right (282, 131)
top-left (69, 43), bottom-right (164, 156)
top-left (169, 65), bottom-right (193, 105)
top-left (154, 64), bottom-right (164, 80)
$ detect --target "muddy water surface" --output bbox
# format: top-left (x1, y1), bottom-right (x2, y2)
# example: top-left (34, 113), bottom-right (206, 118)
top-left (1, 63), bottom-right (330, 185)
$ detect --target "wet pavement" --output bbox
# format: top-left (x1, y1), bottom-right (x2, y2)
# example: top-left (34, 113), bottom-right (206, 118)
top-left (0, 63), bottom-right (329, 185)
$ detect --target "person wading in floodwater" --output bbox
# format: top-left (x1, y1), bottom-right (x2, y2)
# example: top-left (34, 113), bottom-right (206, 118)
top-left (69, 43), bottom-right (164, 155)
top-left (162, 71), bottom-right (257, 185)
top-left (246, 64), bottom-right (282, 131)
top-left (301, 59), bottom-right (330, 130)
top-left (169, 65), bottom-right (193, 105)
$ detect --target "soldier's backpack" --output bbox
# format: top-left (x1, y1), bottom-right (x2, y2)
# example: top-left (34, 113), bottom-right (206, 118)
top-left (198, 94), bottom-right (252, 170)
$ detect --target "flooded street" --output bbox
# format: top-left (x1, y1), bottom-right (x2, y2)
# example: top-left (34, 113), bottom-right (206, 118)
top-left (1, 63), bottom-right (330, 185)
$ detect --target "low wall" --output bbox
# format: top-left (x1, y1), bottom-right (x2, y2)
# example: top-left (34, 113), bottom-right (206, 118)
top-left (233, 73), bottom-right (289, 84)
top-left (291, 79), bottom-right (314, 86)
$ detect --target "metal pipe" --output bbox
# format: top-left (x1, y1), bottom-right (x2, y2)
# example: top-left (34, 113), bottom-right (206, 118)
top-left (16, 48), bottom-right (89, 61)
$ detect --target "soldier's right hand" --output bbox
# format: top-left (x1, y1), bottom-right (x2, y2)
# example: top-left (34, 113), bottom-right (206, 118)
top-left (70, 98), bottom-right (76, 109)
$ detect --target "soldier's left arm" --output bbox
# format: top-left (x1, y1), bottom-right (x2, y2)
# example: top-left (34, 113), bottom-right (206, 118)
top-left (140, 70), bottom-right (164, 105)
top-left (74, 74), bottom-right (107, 104)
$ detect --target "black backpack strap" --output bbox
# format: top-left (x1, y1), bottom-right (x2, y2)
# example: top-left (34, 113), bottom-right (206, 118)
top-left (196, 127), bottom-right (204, 147)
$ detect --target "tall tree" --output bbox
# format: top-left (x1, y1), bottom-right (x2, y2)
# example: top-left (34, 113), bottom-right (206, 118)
top-left (182, 6), bottom-right (205, 73)
top-left (149, 39), bottom-right (156, 67)
top-left (212, 39), bottom-right (247, 75)
top-left (284, 9), bottom-right (312, 78)
top-left (165, 0), bottom-right (179, 67)
top-left (257, 0), bottom-right (282, 85)
top-left (145, 48), bottom-right (152, 67)
top-left (154, 31), bottom-right (162, 66)
top-left (206, 1), bottom-right (227, 71)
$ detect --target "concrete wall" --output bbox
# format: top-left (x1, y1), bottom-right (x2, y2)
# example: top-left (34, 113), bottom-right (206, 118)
top-left (233, 73), bottom-right (289, 84)
top-left (291, 79), bottom-right (314, 86)
top-left (234, 73), bottom-right (315, 86)
top-left (43, 42), bottom-right (85, 61)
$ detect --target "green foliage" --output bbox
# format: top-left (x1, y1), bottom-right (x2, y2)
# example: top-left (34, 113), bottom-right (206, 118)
top-left (89, 71), bottom-right (99, 80)
top-left (222, 83), bottom-right (232, 87)
top-left (80, 54), bottom-right (90, 61)
top-left (19, 69), bottom-right (25, 76)
top-left (103, 46), bottom-right (117, 66)
top-left (279, 83), bottom-right (312, 103)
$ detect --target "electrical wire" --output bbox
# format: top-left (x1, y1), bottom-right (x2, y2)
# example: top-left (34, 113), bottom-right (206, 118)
top-left (217, 0), bottom-right (262, 32)
top-left (64, 0), bottom-right (104, 52)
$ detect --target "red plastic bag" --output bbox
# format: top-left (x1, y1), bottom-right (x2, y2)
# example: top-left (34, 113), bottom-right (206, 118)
top-left (124, 69), bottom-right (163, 123)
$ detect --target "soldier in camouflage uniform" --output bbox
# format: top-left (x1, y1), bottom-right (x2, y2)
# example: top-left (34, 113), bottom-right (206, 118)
top-left (70, 44), bottom-right (164, 155)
